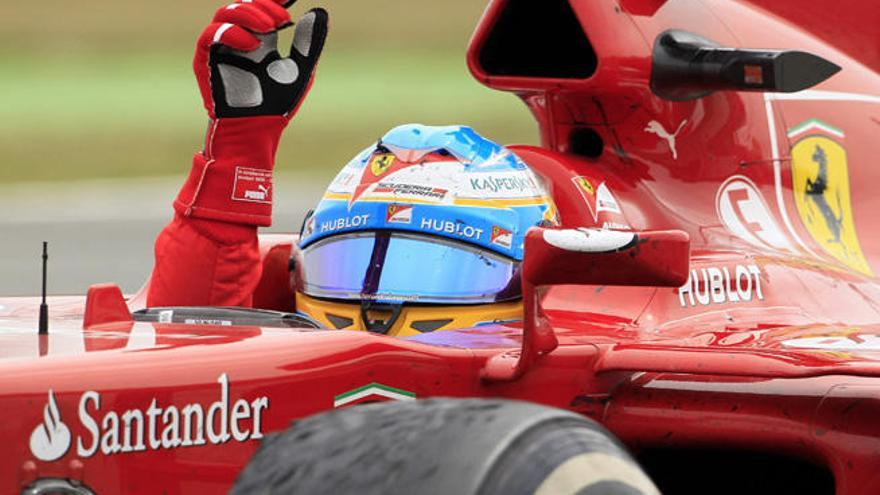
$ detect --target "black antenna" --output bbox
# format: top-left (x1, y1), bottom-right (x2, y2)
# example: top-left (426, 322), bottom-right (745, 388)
top-left (39, 241), bottom-right (49, 335)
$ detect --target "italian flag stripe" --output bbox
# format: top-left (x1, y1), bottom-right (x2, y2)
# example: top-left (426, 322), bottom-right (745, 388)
top-left (333, 383), bottom-right (416, 408)
top-left (787, 118), bottom-right (844, 139)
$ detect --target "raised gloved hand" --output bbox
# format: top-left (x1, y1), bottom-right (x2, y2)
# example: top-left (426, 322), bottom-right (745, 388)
top-left (174, 0), bottom-right (329, 226)
top-left (148, 1), bottom-right (328, 308)
top-left (196, 0), bottom-right (328, 119)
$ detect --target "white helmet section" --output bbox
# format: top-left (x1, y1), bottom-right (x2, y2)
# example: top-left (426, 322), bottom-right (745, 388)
top-left (300, 124), bottom-right (558, 260)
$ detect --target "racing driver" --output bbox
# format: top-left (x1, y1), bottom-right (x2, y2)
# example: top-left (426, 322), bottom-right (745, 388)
top-left (147, 0), bottom-right (559, 335)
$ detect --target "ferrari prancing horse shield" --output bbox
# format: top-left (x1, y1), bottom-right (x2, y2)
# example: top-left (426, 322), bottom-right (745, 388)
top-left (790, 135), bottom-right (872, 276)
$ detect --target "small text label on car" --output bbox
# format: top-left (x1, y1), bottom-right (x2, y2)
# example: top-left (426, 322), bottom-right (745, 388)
top-left (678, 264), bottom-right (764, 307)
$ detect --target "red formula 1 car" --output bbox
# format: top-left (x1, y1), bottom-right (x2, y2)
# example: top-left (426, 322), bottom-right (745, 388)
top-left (4, 0), bottom-right (880, 494)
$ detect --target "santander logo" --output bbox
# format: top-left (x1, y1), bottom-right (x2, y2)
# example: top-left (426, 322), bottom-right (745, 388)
top-left (27, 374), bottom-right (269, 462)
top-left (29, 389), bottom-right (72, 461)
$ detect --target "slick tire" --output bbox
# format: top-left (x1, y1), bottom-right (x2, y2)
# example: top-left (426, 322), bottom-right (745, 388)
top-left (231, 398), bottom-right (659, 495)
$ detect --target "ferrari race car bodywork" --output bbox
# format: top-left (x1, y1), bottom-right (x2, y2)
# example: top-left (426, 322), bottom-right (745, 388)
top-left (4, 0), bottom-right (880, 493)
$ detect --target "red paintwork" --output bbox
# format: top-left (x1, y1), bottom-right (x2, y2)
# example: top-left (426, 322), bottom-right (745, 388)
top-left (4, 0), bottom-right (880, 493)
top-left (83, 285), bottom-right (132, 330)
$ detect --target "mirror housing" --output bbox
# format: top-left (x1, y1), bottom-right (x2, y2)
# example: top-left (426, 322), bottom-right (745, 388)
top-left (482, 228), bottom-right (690, 381)
top-left (651, 30), bottom-right (841, 101)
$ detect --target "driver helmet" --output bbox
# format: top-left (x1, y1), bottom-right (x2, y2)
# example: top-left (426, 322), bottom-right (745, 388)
top-left (295, 124), bottom-right (558, 336)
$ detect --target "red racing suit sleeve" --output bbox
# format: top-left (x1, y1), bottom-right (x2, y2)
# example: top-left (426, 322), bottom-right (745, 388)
top-left (147, 0), bottom-right (328, 308)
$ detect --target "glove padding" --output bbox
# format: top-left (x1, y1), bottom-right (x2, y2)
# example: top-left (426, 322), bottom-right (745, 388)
top-left (195, 0), bottom-right (329, 119)
top-left (175, 0), bottom-right (328, 227)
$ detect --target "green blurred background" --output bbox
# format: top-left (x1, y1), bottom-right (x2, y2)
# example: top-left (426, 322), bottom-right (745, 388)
top-left (0, 0), bottom-right (538, 184)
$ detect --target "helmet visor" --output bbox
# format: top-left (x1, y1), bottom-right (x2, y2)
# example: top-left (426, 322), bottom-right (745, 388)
top-left (300, 232), bottom-right (520, 304)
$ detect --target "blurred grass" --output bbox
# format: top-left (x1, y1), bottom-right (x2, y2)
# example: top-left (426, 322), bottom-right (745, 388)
top-left (0, 0), bottom-right (537, 184)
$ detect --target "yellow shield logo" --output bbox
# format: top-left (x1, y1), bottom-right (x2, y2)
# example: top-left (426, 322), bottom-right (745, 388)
top-left (370, 154), bottom-right (396, 177)
top-left (791, 135), bottom-right (872, 276)
top-left (575, 177), bottom-right (595, 196)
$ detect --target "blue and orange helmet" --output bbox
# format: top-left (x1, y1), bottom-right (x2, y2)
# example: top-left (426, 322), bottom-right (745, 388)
top-left (296, 124), bottom-right (558, 335)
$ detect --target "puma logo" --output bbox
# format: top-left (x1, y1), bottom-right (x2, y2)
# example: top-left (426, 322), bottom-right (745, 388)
top-left (645, 120), bottom-right (688, 160)
top-left (244, 184), bottom-right (270, 201)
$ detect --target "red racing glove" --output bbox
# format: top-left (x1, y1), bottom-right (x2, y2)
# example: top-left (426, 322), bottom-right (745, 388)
top-left (148, 1), bottom-right (328, 308)
top-left (175, 0), bottom-right (329, 226)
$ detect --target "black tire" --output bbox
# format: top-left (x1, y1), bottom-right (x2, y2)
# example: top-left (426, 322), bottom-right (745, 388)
top-left (231, 398), bottom-right (659, 495)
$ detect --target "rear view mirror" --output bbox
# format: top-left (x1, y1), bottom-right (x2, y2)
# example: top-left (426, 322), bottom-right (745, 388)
top-left (522, 228), bottom-right (690, 287)
top-left (651, 29), bottom-right (840, 101)
top-left (482, 228), bottom-right (690, 381)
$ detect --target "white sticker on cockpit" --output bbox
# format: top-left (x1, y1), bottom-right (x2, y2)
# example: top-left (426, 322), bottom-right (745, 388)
top-left (158, 310), bottom-right (173, 324)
